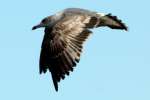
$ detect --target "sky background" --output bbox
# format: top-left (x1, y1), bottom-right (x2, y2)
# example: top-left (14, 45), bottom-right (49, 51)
top-left (0, 0), bottom-right (150, 100)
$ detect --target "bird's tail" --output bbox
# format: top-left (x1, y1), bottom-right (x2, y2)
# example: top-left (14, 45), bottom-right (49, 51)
top-left (99, 13), bottom-right (128, 31)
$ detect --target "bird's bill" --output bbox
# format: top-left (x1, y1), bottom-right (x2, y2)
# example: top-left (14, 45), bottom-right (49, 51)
top-left (32, 23), bottom-right (44, 30)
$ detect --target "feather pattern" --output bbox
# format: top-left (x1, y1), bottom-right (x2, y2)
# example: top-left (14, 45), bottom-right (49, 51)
top-left (35, 8), bottom-right (128, 91)
top-left (40, 15), bottom-right (92, 91)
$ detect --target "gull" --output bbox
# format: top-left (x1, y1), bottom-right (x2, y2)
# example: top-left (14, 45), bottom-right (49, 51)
top-left (32, 8), bottom-right (128, 91)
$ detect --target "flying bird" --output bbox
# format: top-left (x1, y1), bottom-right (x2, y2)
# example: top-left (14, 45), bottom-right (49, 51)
top-left (32, 8), bottom-right (127, 91)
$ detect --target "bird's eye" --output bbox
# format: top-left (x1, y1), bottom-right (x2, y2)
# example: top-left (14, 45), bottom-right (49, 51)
top-left (42, 18), bottom-right (47, 23)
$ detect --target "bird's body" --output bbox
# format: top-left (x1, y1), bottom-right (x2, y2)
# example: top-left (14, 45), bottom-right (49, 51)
top-left (32, 8), bottom-right (127, 91)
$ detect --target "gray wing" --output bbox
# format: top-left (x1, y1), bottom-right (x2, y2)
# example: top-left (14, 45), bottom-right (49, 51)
top-left (63, 8), bottom-right (127, 30)
top-left (40, 15), bottom-right (93, 91)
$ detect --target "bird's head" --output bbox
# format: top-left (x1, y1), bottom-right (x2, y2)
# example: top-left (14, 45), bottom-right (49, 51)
top-left (32, 16), bottom-right (52, 30)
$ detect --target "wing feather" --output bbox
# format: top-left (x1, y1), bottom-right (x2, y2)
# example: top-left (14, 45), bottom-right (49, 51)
top-left (40, 15), bottom-right (92, 91)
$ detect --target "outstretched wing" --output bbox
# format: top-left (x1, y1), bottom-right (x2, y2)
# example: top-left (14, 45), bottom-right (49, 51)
top-left (40, 15), bottom-right (93, 91)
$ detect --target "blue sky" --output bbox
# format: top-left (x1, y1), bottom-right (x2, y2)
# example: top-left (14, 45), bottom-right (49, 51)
top-left (0, 0), bottom-right (150, 100)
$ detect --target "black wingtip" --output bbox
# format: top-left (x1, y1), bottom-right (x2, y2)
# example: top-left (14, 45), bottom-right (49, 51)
top-left (55, 85), bottom-right (58, 92)
top-left (39, 66), bottom-right (47, 74)
top-left (54, 78), bottom-right (58, 92)
top-left (51, 73), bottom-right (58, 92)
top-left (53, 79), bottom-right (58, 92)
top-left (106, 13), bottom-right (128, 31)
